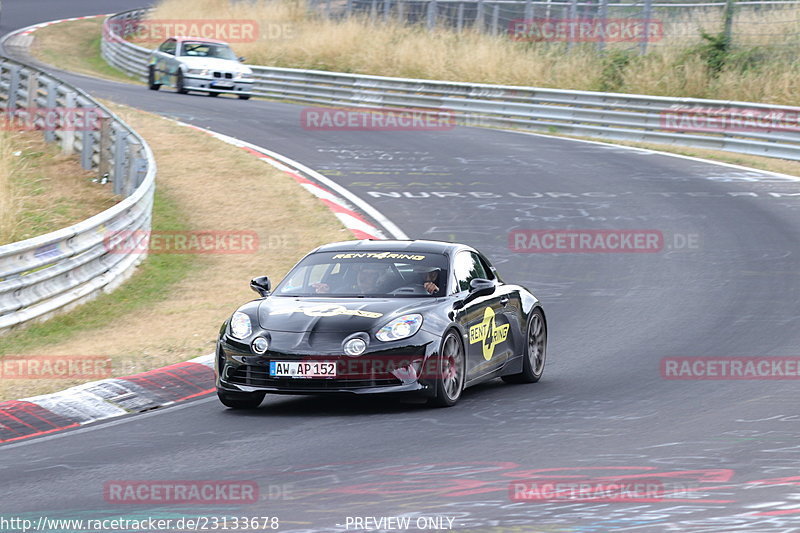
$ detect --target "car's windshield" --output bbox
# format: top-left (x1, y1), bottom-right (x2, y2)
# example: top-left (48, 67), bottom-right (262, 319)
top-left (274, 251), bottom-right (449, 297)
top-left (180, 41), bottom-right (238, 61)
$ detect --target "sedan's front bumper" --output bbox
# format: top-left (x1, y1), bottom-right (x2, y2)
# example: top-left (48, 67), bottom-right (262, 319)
top-left (183, 75), bottom-right (254, 95)
top-left (216, 331), bottom-right (440, 398)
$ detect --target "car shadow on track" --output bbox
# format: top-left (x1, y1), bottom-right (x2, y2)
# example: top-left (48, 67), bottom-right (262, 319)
top-left (219, 378), bottom-right (545, 418)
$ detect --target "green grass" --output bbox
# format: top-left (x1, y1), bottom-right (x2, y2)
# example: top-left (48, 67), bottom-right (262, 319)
top-left (0, 190), bottom-right (199, 354)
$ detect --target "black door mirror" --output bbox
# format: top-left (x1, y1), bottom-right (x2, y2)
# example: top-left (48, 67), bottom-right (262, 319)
top-left (469, 278), bottom-right (495, 297)
top-left (238, 56), bottom-right (246, 62)
top-left (250, 276), bottom-right (271, 297)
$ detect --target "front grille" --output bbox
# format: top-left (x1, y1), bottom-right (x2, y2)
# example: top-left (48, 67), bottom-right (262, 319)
top-left (226, 364), bottom-right (401, 389)
top-left (213, 72), bottom-right (234, 79)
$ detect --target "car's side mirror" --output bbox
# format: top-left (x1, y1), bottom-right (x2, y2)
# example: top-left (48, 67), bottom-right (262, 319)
top-left (469, 278), bottom-right (495, 297)
top-left (250, 276), bottom-right (271, 297)
top-left (238, 56), bottom-right (246, 62)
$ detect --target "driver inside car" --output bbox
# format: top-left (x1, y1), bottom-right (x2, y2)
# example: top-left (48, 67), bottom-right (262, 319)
top-left (312, 263), bottom-right (391, 294)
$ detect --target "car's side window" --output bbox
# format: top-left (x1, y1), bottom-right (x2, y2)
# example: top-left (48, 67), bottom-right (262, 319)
top-left (453, 251), bottom-right (488, 293)
top-left (159, 39), bottom-right (176, 55)
top-left (477, 255), bottom-right (495, 281)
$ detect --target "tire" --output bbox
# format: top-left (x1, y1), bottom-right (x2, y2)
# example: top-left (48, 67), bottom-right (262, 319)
top-left (238, 94), bottom-right (251, 100)
top-left (217, 390), bottom-right (265, 409)
top-left (147, 66), bottom-right (160, 91)
top-left (207, 91), bottom-right (219, 97)
top-left (428, 330), bottom-right (465, 407)
top-left (502, 308), bottom-right (546, 384)
top-left (176, 70), bottom-right (188, 94)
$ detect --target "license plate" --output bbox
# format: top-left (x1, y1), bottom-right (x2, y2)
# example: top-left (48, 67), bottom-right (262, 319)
top-left (270, 361), bottom-right (336, 378)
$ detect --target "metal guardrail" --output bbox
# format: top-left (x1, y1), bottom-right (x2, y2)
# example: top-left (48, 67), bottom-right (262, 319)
top-left (0, 56), bottom-right (156, 334)
top-left (102, 8), bottom-right (800, 161)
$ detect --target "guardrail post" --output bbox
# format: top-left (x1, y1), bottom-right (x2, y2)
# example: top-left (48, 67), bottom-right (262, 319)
top-left (491, 3), bottom-right (499, 35)
top-left (723, 0), bottom-right (736, 45)
top-left (98, 115), bottom-right (112, 179)
top-left (112, 127), bottom-right (128, 196)
top-left (26, 71), bottom-right (39, 110)
top-left (383, 0), bottom-right (391, 21)
top-left (8, 65), bottom-right (20, 110)
top-left (476, 0), bottom-right (485, 31)
top-left (397, 0), bottom-right (405, 23)
top-left (44, 79), bottom-right (57, 143)
top-left (125, 139), bottom-right (143, 196)
top-left (596, 0), bottom-right (608, 52)
top-left (457, 3), bottom-right (465, 32)
top-left (524, 0), bottom-right (533, 22)
top-left (568, 0), bottom-right (578, 50)
top-left (345, 0), bottom-right (353, 18)
top-left (371, 0), bottom-right (378, 20)
top-left (640, 0), bottom-right (653, 55)
top-left (427, 0), bottom-right (437, 30)
top-left (61, 91), bottom-right (77, 155)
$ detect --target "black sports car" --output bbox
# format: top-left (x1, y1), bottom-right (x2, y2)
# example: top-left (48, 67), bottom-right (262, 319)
top-left (215, 240), bottom-right (547, 408)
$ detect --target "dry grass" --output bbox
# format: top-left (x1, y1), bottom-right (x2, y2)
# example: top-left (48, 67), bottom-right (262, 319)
top-left (30, 18), bottom-right (138, 84)
top-left (0, 132), bottom-right (17, 241)
top-left (146, 0), bottom-right (800, 104)
top-left (0, 132), bottom-right (117, 245)
top-left (0, 102), bottom-right (350, 401)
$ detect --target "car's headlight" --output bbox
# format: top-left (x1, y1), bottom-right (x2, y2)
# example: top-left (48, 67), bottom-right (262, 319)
top-left (376, 314), bottom-right (423, 342)
top-left (186, 68), bottom-right (209, 76)
top-left (230, 312), bottom-right (252, 339)
top-left (234, 71), bottom-right (249, 79)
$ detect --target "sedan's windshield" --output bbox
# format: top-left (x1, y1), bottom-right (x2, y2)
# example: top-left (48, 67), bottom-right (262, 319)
top-left (274, 251), bottom-right (449, 297)
top-left (180, 42), bottom-right (238, 61)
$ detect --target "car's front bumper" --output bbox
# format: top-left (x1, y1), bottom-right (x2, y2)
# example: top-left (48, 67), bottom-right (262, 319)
top-left (216, 331), bottom-right (440, 398)
top-left (183, 75), bottom-right (255, 95)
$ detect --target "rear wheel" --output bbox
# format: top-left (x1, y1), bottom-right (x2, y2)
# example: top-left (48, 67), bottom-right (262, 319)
top-left (176, 71), bottom-right (188, 94)
top-left (428, 330), bottom-right (465, 407)
top-left (502, 308), bottom-right (546, 384)
top-left (207, 91), bottom-right (219, 97)
top-left (147, 65), bottom-right (160, 91)
top-left (238, 94), bottom-right (251, 100)
top-left (217, 390), bottom-right (265, 409)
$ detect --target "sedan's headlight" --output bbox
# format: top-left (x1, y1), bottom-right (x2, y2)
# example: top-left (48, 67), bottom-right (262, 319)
top-left (186, 68), bottom-right (209, 76)
top-left (376, 314), bottom-right (423, 342)
top-left (230, 312), bottom-right (252, 339)
top-left (234, 71), bottom-right (250, 80)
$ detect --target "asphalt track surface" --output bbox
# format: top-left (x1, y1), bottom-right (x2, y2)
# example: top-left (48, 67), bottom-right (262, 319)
top-left (2, 2), bottom-right (800, 531)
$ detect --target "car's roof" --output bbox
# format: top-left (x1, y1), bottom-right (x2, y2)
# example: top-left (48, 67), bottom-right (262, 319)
top-left (170, 36), bottom-right (229, 45)
top-left (313, 239), bottom-right (470, 255)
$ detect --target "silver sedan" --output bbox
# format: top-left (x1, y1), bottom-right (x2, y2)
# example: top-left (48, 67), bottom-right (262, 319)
top-left (148, 37), bottom-right (255, 100)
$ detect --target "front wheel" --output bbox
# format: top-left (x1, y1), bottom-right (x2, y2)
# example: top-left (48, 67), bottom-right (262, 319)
top-left (428, 330), bottom-right (465, 407)
top-left (502, 308), bottom-right (546, 384)
top-left (147, 65), bottom-right (160, 91)
top-left (176, 71), bottom-right (188, 94)
top-left (217, 390), bottom-right (265, 409)
top-left (238, 94), bottom-right (251, 100)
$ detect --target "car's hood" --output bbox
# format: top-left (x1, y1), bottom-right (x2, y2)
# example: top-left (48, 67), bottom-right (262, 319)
top-left (257, 297), bottom-right (434, 333)
top-left (178, 56), bottom-right (252, 74)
